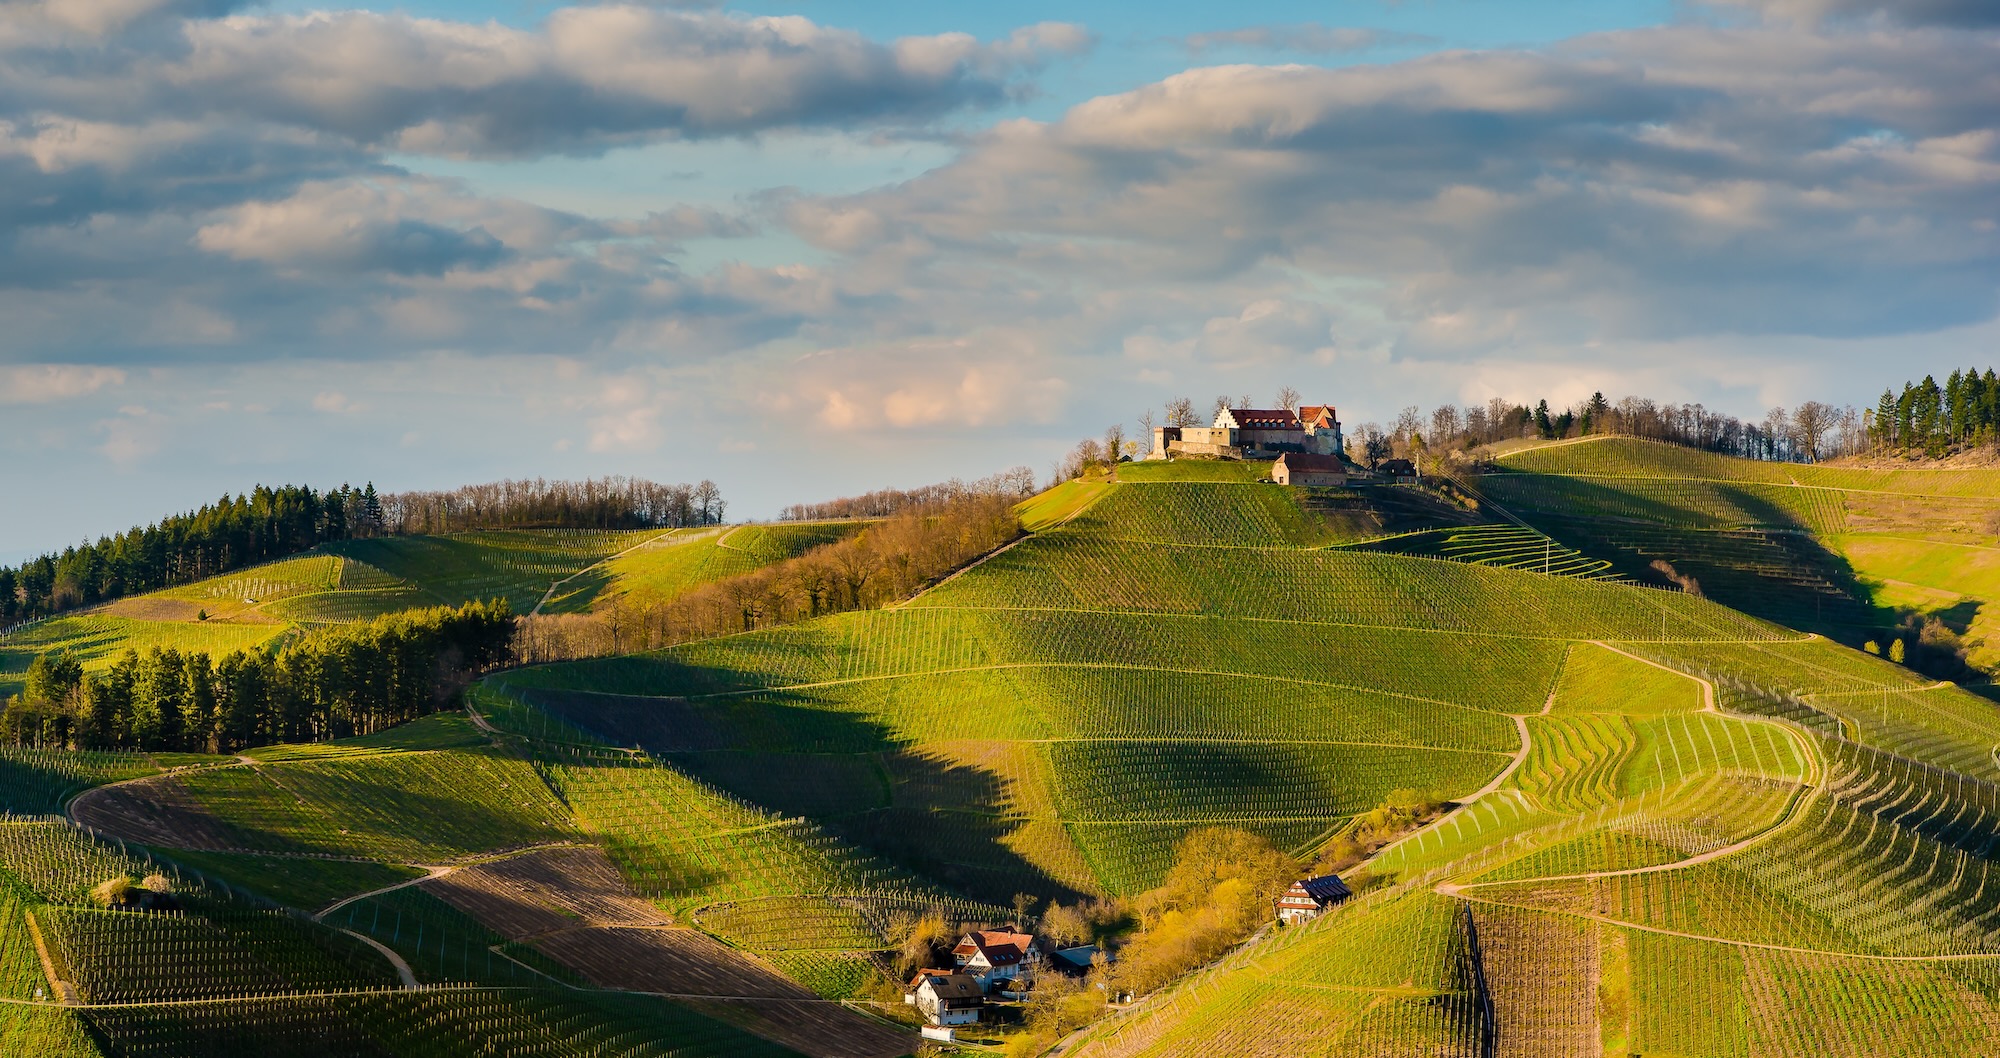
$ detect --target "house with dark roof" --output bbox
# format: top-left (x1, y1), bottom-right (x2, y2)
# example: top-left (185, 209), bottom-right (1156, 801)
top-left (952, 927), bottom-right (1041, 989)
top-left (1273, 452), bottom-right (1347, 487)
top-left (1276, 874), bottom-right (1353, 925)
top-left (1376, 458), bottom-right (1418, 481)
top-left (908, 970), bottom-right (985, 1026)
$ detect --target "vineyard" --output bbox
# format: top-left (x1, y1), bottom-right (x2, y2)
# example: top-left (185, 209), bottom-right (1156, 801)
top-left (6, 448), bottom-right (2000, 1054)
top-left (1482, 435), bottom-right (2000, 648)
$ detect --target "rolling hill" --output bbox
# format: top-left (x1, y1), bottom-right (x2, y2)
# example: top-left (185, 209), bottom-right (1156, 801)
top-left (0, 522), bottom-right (862, 700)
top-left (8, 447), bottom-right (2000, 1055)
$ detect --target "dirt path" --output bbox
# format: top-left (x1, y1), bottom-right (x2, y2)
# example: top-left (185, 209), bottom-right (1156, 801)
top-left (315, 864), bottom-right (457, 920)
top-left (340, 928), bottom-right (421, 989)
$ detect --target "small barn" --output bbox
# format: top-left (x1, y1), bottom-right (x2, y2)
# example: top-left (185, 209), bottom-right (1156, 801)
top-left (1273, 452), bottom-right (1348, 487)
top-left (1276, 874), bottom-right (1353, 925)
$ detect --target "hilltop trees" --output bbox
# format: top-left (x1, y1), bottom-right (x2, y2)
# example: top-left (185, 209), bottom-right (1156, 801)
top-left (1, 600), bottom-right (513, 751)
top-left (779, 468), bottom-right (1034, 521)
top-left (1868, 369), bottom-right (2000, 456)
top-left (519, 493), bottom-right (1022, 662)
top-left (2, 477), bottom-right (726, 624)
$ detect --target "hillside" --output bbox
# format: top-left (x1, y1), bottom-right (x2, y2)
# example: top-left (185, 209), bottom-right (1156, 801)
top-left (10, 459), bottom-right (2000, 1055)
top-left (1480, 436), bottom-right (2000, 668)
top-left (0, 523), bottom-right (858, 700)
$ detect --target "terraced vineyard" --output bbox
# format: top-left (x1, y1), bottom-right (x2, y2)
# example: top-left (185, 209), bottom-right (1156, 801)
top-left (11, 447), bottom-right (2000, 1055)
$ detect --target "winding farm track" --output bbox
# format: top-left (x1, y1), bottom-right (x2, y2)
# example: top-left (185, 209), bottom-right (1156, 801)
top-left (1424, 645), bottom-right (1870, 966)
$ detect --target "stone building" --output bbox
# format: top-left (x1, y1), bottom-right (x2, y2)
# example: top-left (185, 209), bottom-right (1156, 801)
top-left (1151, 404), bottom-right (1344, 461)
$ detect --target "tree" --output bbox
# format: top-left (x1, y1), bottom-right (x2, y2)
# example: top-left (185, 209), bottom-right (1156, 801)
top-left (694, 480), bottom-right (725, 525)
top-left (1210, 395), bottom-right (1233, 419)
top-left (359, 482), bottom-right (385, 536)
top-left (1164, 397), bottom-right (1199, 428)
top-left (1792, 400), bottom-right (1836, 462)
top-left (1275, 386), bottom-right (1301, 413)
top-left (1363, 428), bottom-right (1391, 470)
top-left (1103, 424), bottom-right (1126, 465)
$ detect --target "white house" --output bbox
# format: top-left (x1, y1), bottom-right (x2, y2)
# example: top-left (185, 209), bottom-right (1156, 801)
top-left (952, 927), bottom-right (1041, 989)
top-left (1276, 874), bottom-right (1353, 925)
top-left (909, 971), bottom-right (985, 1026)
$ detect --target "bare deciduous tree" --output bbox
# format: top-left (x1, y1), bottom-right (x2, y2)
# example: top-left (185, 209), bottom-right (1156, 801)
top-left (1793, 400), bottom-right (1837, 463)
top-left (1276, 386), bottom-right (1301, 412)
top-left (1165, 397), bottom-right (1200, 427)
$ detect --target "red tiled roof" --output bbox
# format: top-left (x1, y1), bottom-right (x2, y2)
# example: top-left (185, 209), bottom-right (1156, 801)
top-left (956, 929), bottom-right (1037, 966)
top-left (1298, 405), bottom-right (1339, 428)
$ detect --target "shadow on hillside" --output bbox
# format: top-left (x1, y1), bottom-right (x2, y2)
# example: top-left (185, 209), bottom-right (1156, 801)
top-left (1495, 472), bottom-right (1927, 648)
top-left (518, 680), bottom-right (1093, 907)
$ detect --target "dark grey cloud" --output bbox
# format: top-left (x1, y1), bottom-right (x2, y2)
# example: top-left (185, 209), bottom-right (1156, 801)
top-left (787, 23), bottom-right (2000, 343)
top-left (0, 9), bottom-right (1092, 158)
top-left (1702, 0), bottom-right (2000, 27)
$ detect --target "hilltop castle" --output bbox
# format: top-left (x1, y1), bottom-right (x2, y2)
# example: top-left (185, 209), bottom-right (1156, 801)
top-left (1150, 404), bottom-right (1345, 462)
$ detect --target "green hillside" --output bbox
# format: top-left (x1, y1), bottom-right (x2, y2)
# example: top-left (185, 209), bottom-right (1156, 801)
top-left (14, 457), bottom-right (2000, 1055)
top-left (0, 524), bottom-right (853, 699)
top-left (1481, 436), bottom-right (2000, 657)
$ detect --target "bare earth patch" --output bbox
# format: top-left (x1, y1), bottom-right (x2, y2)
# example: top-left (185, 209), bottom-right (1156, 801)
top-left (423, 847), bottom-right (912, 1058)
top-left (70, 775), bottom-right (243, 850)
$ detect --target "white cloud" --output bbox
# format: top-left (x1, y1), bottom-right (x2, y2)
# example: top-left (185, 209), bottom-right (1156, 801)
top-left (0, 364), bottom-right (125, 403)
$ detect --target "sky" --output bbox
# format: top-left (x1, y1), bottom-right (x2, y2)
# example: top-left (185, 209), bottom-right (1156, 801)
top-left (1, 0), bottom-right (1996, 561)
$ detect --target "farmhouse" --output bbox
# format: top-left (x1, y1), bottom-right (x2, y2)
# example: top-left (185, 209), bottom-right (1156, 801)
top-left (1276, 874), bottom-right (1353, 925)
top-left (1272, 452), bottom-right (1347, 487)
top-left (1151, 403), bottom-right (1345, 462)
top-left (908, 970), bottom-right (985, 1026)
top-left (952, 926), bottom-right (1041, 989)
top-left (1377, 458), bottom-right (1418, 482)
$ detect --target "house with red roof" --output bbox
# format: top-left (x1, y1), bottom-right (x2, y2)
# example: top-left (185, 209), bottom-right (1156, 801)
top-left (952, 926), bottom-right (1042, 990)
top-left (1150, 402), bottom-right (1345, 461)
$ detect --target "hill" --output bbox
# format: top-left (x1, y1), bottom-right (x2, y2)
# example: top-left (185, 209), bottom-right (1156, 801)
top-left (15, 456), bottom-right (2000, 1055)
top-left (0, 523), bottom-right (859, 700)
top-left (1479, 436), bottom-right (2000, 671)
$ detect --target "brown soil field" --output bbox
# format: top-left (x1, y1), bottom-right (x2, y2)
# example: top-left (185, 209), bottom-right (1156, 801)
top-left (534, 928), bottom-right (912, 1058)
top-left (421, 846), bottom-right (665, 935)
top-left (100, 597), bottom-right (278, 623)
top-left (70, 775), bottom-right (243, 850)
top-left (423, 846), bottom-right (912, 1058)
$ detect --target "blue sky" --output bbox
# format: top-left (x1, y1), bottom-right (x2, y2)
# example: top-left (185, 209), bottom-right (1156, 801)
top-left (2, 0), bottom-right (1996, 561)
